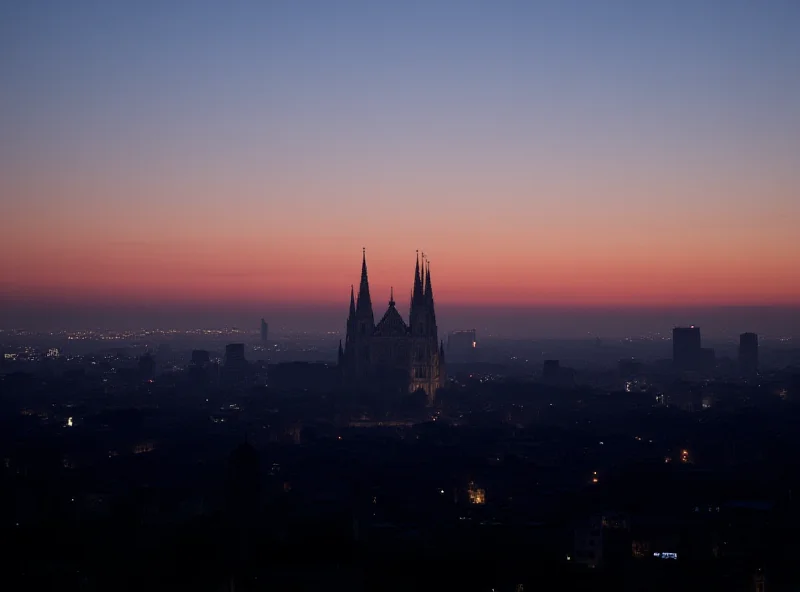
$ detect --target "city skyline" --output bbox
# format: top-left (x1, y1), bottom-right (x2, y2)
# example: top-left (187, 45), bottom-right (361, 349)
top-left (2, 1), bottom-right (799, 320)
top-left (4, 4), bottom-right (800, 588)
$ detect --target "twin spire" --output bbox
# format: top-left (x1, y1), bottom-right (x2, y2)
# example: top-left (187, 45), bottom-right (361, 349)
top-left (412, 250), bottom-right (433, 307)
top-left (354, 248), bottom-right (434, 313)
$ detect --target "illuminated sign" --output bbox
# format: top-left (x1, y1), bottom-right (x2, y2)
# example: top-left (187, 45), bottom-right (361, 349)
top-left (653, 552), bottom-right (677, 560)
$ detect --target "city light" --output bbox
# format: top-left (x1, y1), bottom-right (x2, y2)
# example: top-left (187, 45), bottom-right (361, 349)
top-left (468, 481), bottom-right (486, 505)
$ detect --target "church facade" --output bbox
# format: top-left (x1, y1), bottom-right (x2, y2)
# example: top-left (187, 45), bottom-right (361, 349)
top-left (338, 250), bottom-right (446, 399)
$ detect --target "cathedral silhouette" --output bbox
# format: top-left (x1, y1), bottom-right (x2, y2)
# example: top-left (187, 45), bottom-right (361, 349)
top-left (338, 250), bottom-right (446, 400)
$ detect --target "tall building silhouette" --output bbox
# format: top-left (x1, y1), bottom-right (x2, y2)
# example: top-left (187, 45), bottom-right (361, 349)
top-left (339, 250), bottom-right (445, 400)
top-left (260, 318), bottom-right (269, 342)
top-left (673, 326), bottom-right (702, 371)
top-left (191, 349), bottom-right (210, 366)
top-left (739, 332), bottom-right (759, 376)
top-left (225, 343), bottom-right (246, 366)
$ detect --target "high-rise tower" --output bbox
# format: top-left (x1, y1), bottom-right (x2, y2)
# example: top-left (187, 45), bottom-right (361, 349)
top-left (673, 326), bottom-right (702, 371)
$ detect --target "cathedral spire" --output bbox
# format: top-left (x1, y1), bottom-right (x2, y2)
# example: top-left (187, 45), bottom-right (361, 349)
top-left (356, 248), bottom-right (372, 314)
top-left (412, 250), bottom-right (424, 306)
top-left (348, 285), bottom-right (356, 319)
top-left (426, 259), bottom-right (438, 331)
top-left (425, 259), bottom-right (434, 304)
top-left (389, 286), bottom-right (395, 307)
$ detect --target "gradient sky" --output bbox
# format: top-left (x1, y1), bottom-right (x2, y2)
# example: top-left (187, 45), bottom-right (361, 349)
top-left (2, 0), bottom-right (799, 329)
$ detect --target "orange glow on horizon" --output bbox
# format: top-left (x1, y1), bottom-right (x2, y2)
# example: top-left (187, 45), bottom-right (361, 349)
top-left (3, 239), bottom-right (798, 308)
top-left (2, 173), bottom-right (798, 309)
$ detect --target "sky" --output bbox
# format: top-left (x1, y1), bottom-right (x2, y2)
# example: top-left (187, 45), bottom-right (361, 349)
top-left (1, 0), bottom-right (799, 333)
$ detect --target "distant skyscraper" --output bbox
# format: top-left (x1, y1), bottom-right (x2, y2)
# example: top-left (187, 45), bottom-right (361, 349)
top-left (260, 318), bottom-right (269, 342)
top-left (673, 326), bottom-right (702, 371)
top-left (739, 332), bottom-right (759, 376)
top-left (448, 330), bottom-right (477, 361)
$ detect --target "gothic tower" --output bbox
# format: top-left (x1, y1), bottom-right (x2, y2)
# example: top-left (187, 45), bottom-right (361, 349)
top-left (344, 249), bottom-right (375, 383)
top-left (341, 249), bottom-right (445, 400)
top-left (409, 253), bottom-right (445, 400)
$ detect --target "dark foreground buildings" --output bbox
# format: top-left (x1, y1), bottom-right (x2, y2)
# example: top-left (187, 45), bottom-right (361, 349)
top-left (338, 250), bottom-right (445, 400)
top-left (673, 326), bottom-right (702, 371)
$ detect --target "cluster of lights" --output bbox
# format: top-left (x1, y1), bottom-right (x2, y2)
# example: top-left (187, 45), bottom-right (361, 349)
top-left (467, 481), bottom-right (486, 505)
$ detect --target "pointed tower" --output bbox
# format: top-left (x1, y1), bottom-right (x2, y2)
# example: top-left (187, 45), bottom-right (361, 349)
top-left (408, 250), bottom-right (443, 401)
top-left (410, 251), bottom-right (426, 337)
top-left (356, 248), bottom-right (374, 320)
top-left (425, 260), bottom-right (438, 334)
top-left (425, 260), bottom-right (445, 398)
top-left (343, 248), bottom-right (375, 384)
top-left (342, 284), bottom-right (356, 378)
top-left (412, 251), bottom-right (424, 308)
